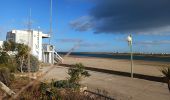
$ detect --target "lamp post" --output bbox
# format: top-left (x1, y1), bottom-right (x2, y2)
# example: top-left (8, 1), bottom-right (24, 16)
top-left (127, 34), bottom-right (133, 78)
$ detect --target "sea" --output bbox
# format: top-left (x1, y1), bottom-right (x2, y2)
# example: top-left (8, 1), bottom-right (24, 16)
top-left (58, 52), bottom-right (170, 63)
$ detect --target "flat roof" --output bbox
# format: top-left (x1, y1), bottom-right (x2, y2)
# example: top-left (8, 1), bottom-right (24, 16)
top-left (9, 30), bottom-right (50, 38)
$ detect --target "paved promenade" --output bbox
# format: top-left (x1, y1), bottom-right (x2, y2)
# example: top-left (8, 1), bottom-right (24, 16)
top-left (41, 66), bottom-right (170, 100)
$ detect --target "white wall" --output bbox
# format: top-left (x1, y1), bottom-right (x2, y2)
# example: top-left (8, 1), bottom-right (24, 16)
top-left (6, 30), bottom-right (49, 61)
top-left (0, 41), bottom-right (3, 48)
top-left (5, 30), bottom-right (58, 64)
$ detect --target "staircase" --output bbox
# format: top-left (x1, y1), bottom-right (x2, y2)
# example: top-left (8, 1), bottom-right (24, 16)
top-left (54, 51), bottom-right (63, 64)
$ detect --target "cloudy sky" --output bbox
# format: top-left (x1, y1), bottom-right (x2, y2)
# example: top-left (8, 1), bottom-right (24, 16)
top-left (0, 0), bottom-right (170, 53)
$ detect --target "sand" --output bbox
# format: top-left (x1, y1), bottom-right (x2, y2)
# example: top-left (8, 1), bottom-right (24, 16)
top-left (62, 56), bottom-right (170, 77)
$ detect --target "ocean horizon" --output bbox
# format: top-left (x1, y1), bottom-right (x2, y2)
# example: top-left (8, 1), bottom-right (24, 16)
top-left (58, 52), bottom-right (170, 62)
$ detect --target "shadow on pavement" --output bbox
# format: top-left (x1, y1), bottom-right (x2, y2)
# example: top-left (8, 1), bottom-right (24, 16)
top-left (59, 64), bottom-right (165, 83)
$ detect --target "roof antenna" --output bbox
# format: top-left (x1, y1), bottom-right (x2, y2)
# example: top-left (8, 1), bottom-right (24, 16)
top-left (49, 0), bottom-right (52, 45)
top-left (27, 8), bottom-right (31, 77)
top-left (28, 8), bottom-right (32, 31)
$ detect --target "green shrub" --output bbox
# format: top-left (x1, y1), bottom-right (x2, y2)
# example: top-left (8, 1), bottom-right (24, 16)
top-left (54, 80), bottom-right (80, 89)
top-left (52, 63), bottom-right (90, 90)
top-left (0, 52), bottom-right (10, 64)
top-left (0, 52), bottom-right (17, 72)
top-left (3, 40), bottom-right (17, 51)
top-left (1, 41), bottom-right (39, 73)
top-left (68, 63), bottom-right (90, 84)
top-left (30, 55), bottom-right (39, 72)
top-left (5, 62), bottom-right (17, 73)
top-left (19, 54), bottom-right (39, 72)
top-left (0, 63), bottom-right (16, 73)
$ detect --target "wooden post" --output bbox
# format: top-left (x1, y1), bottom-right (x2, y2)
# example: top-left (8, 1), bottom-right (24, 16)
top-left (0, 81), bottom-right (15, 96)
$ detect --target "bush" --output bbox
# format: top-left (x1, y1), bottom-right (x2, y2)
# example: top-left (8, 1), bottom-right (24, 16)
top-left (1, 41), bottom-right (39, 73)
top-left (0, 67), bottom-right (14, 86)
top-left (0, 52), bottom-right (17, 72)
top-left (19, 55), bottom-right (39, 72)
top-left (5, 62), bottom-right (17, 73)
top-left (2, 64), bottom-right (91, 100)
top-left (0, 63), bottom-right (17, 73)
top-left (0, 52), bottom-right (10, 64)
top-left (3, 40), bottom-right (17, 51)
top-left (18, 82), bottom-right (93, 100)
top-left (30, 55), bottom-right (39, 72)
top-left (53, 63), bottom-right (90, 90)
top-left (54, 80), bottom-right (80, 89)
top-left (68, 63), bottom-right (90, 84)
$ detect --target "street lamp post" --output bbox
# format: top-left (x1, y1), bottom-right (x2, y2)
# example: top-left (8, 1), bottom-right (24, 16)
top-left (127, 34), bottom-right (134, 78)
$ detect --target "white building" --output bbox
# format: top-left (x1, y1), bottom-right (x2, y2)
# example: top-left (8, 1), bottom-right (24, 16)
top-left (0, 41), bottom-right (3, 49)
top-left (6, 30), bottom-right (63, 64)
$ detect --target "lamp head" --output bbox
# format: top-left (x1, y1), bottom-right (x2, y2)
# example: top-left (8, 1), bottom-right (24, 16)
top-left (127, 35), bottom-right (132, 42)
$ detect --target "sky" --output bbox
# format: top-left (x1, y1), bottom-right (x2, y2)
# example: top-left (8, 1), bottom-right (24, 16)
top-left (0, 0), bottom-right (170, 53)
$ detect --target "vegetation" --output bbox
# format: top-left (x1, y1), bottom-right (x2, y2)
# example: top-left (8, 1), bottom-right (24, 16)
top-left (0, 63), bottom-right (92, 99)
top-left (54, 63), bottom-right (90, 90)
top-left (2, 40), bottom-right (17, 52)
top-left (0, 40), bottom-right (39, 87)
top-left (15, 43), bottom-right (30, 73)
top-left (0, 52), bottom-right (17, 73)
top-left (0, 40), bottom-right (39, 73)
top-left (16, 80), bottom-right (110, 100)
top-left (0, 41), bottom-right (109, 99)
top-left (0, 60), bottom-right (112, 99)
top-left (160, 66), bottom-right (170, 92)
top-left (0, 52), bottom-right (11, 64)
top-left (15, 63), bottom-right (91, 99)
top-left (30, 55), bottom-right (39, 72)
top-left (68, 63), bottom-right (90, 84)
top-left (0, 67), bottom-right (14, 86)
top-left (18, 81), bottom-right (94, 100)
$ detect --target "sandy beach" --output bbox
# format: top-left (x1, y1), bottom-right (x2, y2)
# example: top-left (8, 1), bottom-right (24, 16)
top-left (62, 56), bottom-right (170, 77)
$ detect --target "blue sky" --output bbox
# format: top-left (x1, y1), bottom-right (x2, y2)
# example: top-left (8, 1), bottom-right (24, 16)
top-left (0, 0), bottom-right (170, 53)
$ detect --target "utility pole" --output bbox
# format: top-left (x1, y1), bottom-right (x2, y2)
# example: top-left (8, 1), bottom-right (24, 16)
top-left (49, 0), bottom-right (52, 45)
top-left (28, 8), bottom-right (31, 31)
top-left (27, 8), bottom-right (31, 77)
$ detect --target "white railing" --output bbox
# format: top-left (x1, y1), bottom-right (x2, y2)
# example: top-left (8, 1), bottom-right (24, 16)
top-left (54, 51), bottom-right (63, 63)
